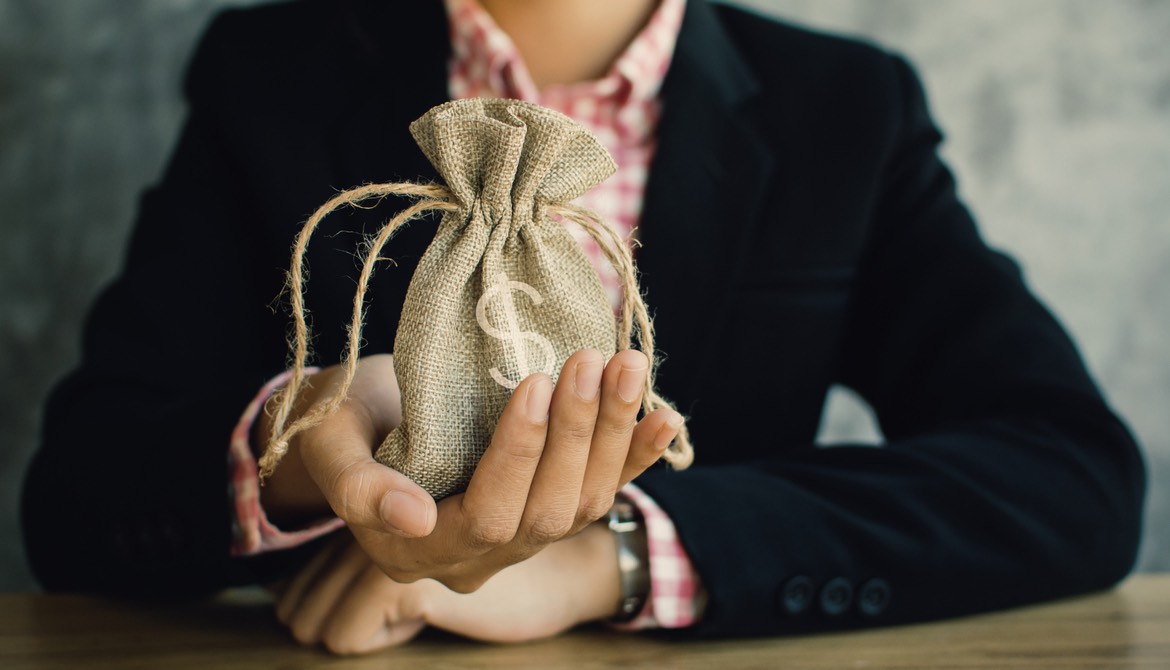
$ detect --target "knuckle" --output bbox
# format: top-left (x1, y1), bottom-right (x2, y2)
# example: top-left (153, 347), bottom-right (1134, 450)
top-left (499, 435), bottom-right (546, 465)
top-left (558, 420), bottom-right (596, 444)
top-left (510, 440), bottom-right (546, 465)
top-left (466, 516), bottom-right (516, 549)
top-left (327, 461), bottom-right (370, 521)
top-left (525, 513), bottom-right (574, 544)
top-left (578, 492), bottom-right (616, 524)
top-left (595, 413), bottom-right (638, 442)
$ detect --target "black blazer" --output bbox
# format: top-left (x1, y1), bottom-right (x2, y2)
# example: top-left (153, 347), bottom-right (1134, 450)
top-left (23, 0), bottom-right (1144, 637)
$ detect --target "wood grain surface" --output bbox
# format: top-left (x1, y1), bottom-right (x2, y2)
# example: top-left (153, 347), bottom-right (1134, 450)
top-left (2, 574), bottom-right (1168, 669)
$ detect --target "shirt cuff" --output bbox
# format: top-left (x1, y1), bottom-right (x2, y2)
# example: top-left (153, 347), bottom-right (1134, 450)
top-left (228, 368), bottom-right (345, 557)
top-left (610, 482), bottom-right (706, 630)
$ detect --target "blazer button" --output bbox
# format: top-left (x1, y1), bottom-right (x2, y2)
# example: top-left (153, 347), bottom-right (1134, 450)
top-left (858, 578), bottom-right (891, 617)
top-left (819, 577), bottom-right (853, 616)
top-left (777, 575), bottom-right (815, 615)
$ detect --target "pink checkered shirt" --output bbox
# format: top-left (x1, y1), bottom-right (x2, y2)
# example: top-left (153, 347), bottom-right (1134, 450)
top-left (446, 0), bottom-right (678, 308)
top-left (228, 0), bottom-right (702, 630)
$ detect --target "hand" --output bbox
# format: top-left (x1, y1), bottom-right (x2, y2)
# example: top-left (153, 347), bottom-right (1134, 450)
top-left (259, 354), bottom-right (409, 529)
top-left (275, 525), bottom-right (622, 655)
top-left (259, 348), bottom-right (683, 592)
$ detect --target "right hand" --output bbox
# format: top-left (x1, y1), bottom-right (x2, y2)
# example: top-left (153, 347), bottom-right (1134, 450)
top-left (258, 349), bottom-right (682, 593)
top-left (274, 521), bottom-right (622, 655)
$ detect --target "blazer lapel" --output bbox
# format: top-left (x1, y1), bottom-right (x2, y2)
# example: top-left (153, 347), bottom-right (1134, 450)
top-left (638, 0), bottom-right (773, 409)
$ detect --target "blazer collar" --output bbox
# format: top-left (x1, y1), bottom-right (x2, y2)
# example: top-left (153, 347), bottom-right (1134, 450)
top-left (670, 0), bottom-right (759, 106)
top-left (637, 0), bottom-right (774, 409)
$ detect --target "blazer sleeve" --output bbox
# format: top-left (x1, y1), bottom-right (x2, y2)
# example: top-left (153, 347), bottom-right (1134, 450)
top-left (633, 55), bottom-right (1145, 637)
top-left (21, 11), bottom-right (325, 596)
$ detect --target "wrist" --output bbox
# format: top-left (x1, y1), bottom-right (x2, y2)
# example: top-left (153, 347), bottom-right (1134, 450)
top-left (570, 521), bottom-right (623, 623)
top-left (259, 437), bottom-right (332, 526)
top-left (255, 397), bottom-right (332, 526)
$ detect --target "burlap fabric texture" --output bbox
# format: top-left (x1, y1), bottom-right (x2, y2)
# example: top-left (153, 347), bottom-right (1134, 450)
top-left (260, 98), bottom-right (693, 499)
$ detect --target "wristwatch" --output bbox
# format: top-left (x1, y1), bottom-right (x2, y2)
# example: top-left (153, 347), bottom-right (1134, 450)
top-left (607, 495), bottom-right (651, 622)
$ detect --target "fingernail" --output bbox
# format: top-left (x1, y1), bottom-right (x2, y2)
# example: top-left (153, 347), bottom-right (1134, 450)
top-left (655, 412), bottom-right (684, 450)
top-left (617, 364), bottom-right (647, 403)
top-left (574, 354), bottom-right (603, 401)
top-left (526, 374), bottom-right (553, 422)
top-left (381, 491), bottom-right (430, 536)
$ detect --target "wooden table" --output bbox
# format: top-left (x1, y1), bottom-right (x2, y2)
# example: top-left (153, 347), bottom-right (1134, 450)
top-left (2, 575), bottom-right (1168, 669)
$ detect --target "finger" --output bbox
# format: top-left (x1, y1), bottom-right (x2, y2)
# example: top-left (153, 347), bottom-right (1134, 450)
top-left (619, 407), bottom-right (685, 487)
top-left (575, 349), bottom-right (647, 518)
top-left (320, 566), bottom-right (428, 655)
top-left (574, 350), bottom-right (651, 526)
top-left (276, 535), bottom-right (347, 625)
top-left (459, 372), bottom-right (553, 550)
top-left (330, 618), bottom-right (426, 656)
top-left (515, 349), bottom-right (604, 545)
top-left (299, 404), bottom-right (436, 537)
top-left (285, 536), bottom-right (371, 646)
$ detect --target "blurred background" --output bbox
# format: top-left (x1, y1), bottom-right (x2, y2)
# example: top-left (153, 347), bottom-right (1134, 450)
top-left (1, 0), bottom-right (1167, 590)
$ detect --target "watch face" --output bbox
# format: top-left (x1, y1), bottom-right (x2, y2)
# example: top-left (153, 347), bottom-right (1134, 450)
top-left (619, 595), bottom-right (642, 617)
top-left (608, 500), bottom-right (641, 532)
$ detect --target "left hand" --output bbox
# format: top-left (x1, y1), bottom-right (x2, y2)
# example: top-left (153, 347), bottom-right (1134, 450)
top-left (261, 349), bottom-right (679, 594)
top-left (275, 525), bottom-right (623, 655)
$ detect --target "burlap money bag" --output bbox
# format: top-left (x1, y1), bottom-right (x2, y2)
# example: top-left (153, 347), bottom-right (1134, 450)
top-left (260, 98), bottom-right (692, 499)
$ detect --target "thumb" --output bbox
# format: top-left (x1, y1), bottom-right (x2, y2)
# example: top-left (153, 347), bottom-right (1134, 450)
top-left (299, 407), bottom-right (437, 537)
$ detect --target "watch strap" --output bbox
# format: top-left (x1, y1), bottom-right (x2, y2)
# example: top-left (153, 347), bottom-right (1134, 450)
top-left (607, 495), bottom-right (650, 622)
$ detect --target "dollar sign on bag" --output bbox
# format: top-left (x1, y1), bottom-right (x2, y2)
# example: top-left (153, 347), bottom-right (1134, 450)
top-left (476, 272), bottom-right (557, 389)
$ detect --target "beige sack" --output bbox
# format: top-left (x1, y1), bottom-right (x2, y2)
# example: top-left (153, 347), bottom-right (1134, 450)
top-left (261, 98), bottom-right (692, 499)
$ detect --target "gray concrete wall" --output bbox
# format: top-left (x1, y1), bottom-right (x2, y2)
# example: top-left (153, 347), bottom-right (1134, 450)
top-left (1, 0), bottom-right (1166, 591)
